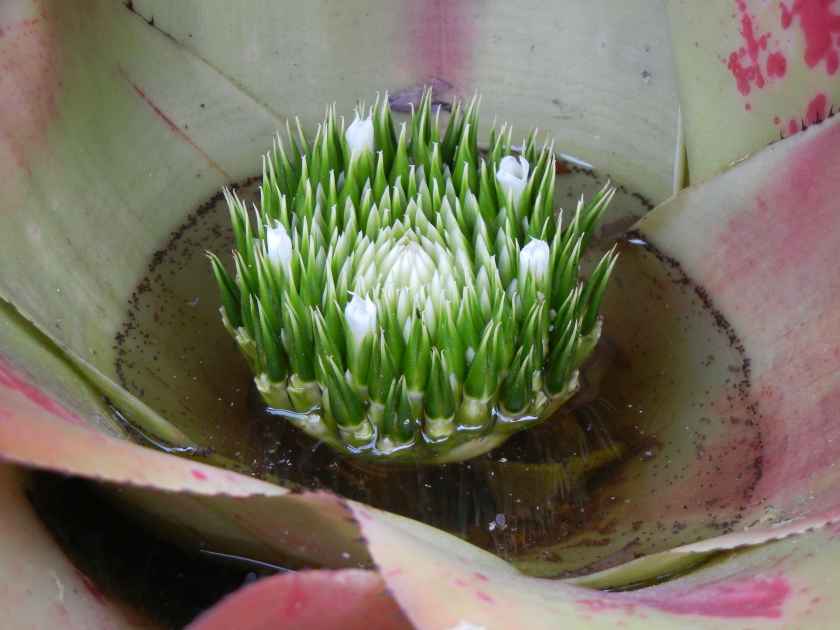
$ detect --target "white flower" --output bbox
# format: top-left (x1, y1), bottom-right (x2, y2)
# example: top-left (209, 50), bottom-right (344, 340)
top-left (519, 238), bottom-right (550, 283)
top-left (265, 221), bottom-right (292, 271)
top-left (495, 155), bottom-right (530, 206)
top-left (344, 294), bottom-right (377, 346)
top-left (345, 114), bottom-right (374, 159)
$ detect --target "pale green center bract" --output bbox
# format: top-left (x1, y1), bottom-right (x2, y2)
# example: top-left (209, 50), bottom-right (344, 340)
top-left (208, 88), bottom-right (617, 463)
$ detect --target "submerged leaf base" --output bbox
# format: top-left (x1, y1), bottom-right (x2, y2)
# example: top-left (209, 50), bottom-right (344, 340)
top-left (256, 359), bottom-right (583, 464)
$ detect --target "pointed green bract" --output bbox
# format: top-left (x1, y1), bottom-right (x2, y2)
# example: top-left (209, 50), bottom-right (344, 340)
top-left (211, 88), bottom-right (616, 463)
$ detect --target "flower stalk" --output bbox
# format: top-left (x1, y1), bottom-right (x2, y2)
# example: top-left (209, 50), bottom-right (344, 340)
top-left (210, 89), bottom-right (617, 463)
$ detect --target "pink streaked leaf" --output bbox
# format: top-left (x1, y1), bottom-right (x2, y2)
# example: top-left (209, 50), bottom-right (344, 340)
top-left (187, 570), bottom-right (411, 630)
top-left (0, 353), bottom-right (279, 496)
top-left (352, 500), bottom-right (840, 628)
top-left (0, 464), bottom-right (158, 628)
top-left (668, 0), bottom-right (840, 184)
top-left (0, 345), bottom-right (370, 570)
top-left (637, 114), bottom-right (840, 538)
top-left (546, 113), bottom-right (840, 585)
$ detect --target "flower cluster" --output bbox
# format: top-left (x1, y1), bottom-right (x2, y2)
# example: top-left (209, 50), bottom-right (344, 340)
top-left (209, 89), bottom-right (616, 463)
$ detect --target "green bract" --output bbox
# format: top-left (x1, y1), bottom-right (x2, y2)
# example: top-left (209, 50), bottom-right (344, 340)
top-left (209, 89), bottom-right (616, 463)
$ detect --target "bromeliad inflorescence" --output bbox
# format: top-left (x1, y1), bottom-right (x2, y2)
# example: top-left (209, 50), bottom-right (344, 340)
top-left (209, 89), bottom-right (617, 463)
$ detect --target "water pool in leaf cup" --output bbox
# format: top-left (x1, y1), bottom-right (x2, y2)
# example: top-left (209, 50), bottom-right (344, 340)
top-left (115, 165), bottom-right (760, 577)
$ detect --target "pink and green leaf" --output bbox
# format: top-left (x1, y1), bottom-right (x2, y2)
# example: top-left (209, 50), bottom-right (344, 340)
top-left (668, 0), bottom-right (840, 184)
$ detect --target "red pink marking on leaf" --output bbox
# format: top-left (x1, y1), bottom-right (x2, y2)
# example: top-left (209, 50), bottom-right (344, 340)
top-left (725, 1), bottom-right (840, 134)
top-left (476, 591), bottom-right (494, 604)
top-left (776, 92), bottom-right (832, 137)
top-left (757, 364), bottom-right (840, 505)
top-left (738, 0), bottom-right (770, 66)
top-left (715, 118), bottom-right (840, 291)
top-left (0, 359), bottom-right (83, 425)
top-left (781, 0), bottom-right (840, 75)
top-left (0, 8), bottom-right (60, 178)
top-left (408, 1), bottom-right (473, 89)
top-left (709, 119), bottom-right (840, 507)
top-left (0, 17), bottom-right (40, 38)
top-left (767, 51), bottom-right (788, 77)
top-left (191, 469), bottom-right (208, 481)
top-left (647, 577), bottom-right (791, 618)
top-left (578, 577), bottom-right (790, 619)
top-left (806, 92), bottom-right (828, 123)
top-left (726, 0), bottom-right (776, 95)
top-left (188, 570), bottom-right (409, 630)
top-left (283, 578), bottom-right (308, 616)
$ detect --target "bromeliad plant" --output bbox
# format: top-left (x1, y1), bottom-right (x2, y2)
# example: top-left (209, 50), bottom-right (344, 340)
top-left (209, 89), bottom-right (617, 463)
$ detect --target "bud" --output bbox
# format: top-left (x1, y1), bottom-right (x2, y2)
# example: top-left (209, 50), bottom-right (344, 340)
top-left (344, 293), bottom-right (377, 347)
top-left (345, 114), bottom-right (375, 160)
top-left (265, 221), bottom-right (292, 271)
top-left (519, 238), bottom-right (550, 284)
top-left (495, 155), bottom-right (529, 205)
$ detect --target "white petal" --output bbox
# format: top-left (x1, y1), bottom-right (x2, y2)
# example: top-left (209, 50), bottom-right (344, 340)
top-left (495, 155), bottom-right (530, 206)
top-left (520, 239), bottom-right (551, 282)
top-left (345, 115), bottom-right (374, 159)
top-left (265, 222), bottom-right (293, 270)
top-left (345, 294), bottom-right (377, 345)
